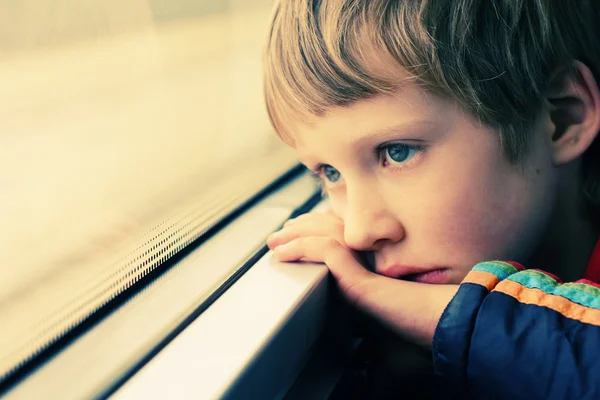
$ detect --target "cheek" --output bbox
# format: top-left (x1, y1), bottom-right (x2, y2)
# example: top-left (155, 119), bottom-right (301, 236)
top-left (429, 188), bottom-right (525, 260)
top-left (406, 159), bottom-right (552, 272)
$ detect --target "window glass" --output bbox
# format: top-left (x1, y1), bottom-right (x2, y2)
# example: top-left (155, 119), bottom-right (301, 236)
top-left (0, 0), bottom-right (294, 384)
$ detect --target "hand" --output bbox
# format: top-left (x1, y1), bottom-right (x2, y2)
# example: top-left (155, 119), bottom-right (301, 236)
top-left (267, 211), bottom-right (459, 346)
top-left (267, 211), bottom-right (379, 304)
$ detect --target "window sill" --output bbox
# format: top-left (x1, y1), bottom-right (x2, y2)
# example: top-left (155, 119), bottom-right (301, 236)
top-left (4, 171), bottom-right (324, 399)
top-left (113, 243), bottom-right (330, 399)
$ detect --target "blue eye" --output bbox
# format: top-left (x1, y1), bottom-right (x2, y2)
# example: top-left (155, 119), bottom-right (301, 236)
top-left (383, 143), bottom-right (420, 165)
top-left (322, 165), bottom-right (341, 182)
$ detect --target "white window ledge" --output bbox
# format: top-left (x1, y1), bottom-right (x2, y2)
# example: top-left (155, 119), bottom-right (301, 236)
top-left (4, 172), bottom-right (332, 400)
top-left (113, 250), bottom-right (330, 399)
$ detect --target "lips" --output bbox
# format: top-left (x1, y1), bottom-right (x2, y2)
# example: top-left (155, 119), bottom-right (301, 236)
top-left (380, 265), bottom-right (450, 284)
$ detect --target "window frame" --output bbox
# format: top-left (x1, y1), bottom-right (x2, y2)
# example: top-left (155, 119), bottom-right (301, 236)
top-left (4, 171), bottom-right (331, 400)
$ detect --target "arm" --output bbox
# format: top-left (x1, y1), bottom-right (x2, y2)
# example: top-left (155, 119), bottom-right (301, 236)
top-left (272, 243), bottom-right (600, 399)
top-left (268, 213), bottom-right (600, 399)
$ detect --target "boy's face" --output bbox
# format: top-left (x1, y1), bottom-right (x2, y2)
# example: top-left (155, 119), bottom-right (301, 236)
top-left (292, 83), bottom-right (558, 284)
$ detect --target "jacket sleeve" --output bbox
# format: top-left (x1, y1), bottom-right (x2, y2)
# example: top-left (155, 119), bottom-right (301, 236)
top-left (432, 261), bottom-right (600, 400)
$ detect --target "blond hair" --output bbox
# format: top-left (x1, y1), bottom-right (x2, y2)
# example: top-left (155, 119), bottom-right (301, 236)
top-left (263, 0), bottom-right (600, 222)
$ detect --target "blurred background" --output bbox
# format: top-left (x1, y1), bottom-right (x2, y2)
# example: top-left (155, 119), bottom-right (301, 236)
top-left (0, 0), bottom-right (297, 382)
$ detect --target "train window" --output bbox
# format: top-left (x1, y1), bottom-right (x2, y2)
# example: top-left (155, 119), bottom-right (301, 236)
top-left (0, 0), bottom-right (305, 393)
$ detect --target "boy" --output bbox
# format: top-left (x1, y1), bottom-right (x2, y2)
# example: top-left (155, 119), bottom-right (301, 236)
top-left (265, 1), bottom-right (600, 399)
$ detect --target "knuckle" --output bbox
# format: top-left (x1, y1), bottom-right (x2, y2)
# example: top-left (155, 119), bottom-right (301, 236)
top-left (283, 218), bottom-right (297, 227)
top-left (323, 239), bottom-right (344, 261)
top-left (279, 227), bottom-right (297, 240)
top-left (322, 237), bottom-right (339, 248)
top-left (295, 213), bottom-right (312, 221)
top-left (284, 213), bottom-right (310, 227)
top-left (284, 212), bottom-right (346, 245)
top-left (295, 236), bottom-right (310, 247)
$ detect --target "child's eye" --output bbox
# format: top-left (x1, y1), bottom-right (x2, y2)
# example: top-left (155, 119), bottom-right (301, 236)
top-left (308, 164), bottom-right (343, 193)
top-left (322, 165), bottom-right (341, 183)
top-left (380, 143), bottom-right (423, 166)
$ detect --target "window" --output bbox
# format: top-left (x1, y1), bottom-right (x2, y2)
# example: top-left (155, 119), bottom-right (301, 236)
top-left (0, 0), bottom-right (300, 390)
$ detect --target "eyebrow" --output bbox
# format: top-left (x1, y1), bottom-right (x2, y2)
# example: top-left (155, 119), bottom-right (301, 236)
top-left (348, 120), bottom-right (437, 148)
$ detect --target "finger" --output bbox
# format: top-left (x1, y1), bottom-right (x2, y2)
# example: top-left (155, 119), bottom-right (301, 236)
top-left (271, 212), bottom-right (344, 246)
top-left (268, 217), bottom-right (344, 249)
top-left (273, 237), bottom-right (372, 283)
top-left (283, 218), bottom-right (297, 228)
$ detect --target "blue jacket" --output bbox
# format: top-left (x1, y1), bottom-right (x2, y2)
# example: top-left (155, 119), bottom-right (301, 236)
top-left (433, 257), bottom-right (600, 400)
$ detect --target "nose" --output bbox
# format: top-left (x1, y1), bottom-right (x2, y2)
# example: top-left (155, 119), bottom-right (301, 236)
top-left (342, 188), bottom-right (404, 251)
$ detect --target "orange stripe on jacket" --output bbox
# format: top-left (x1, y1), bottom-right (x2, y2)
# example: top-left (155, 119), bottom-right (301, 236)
top-left (462, 270), bottom-right (499, 291)
top-left (495, 280), bottom-right (600, 327)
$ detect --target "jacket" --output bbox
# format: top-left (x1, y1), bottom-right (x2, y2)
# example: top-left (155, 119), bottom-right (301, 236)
top-left (433, 240), bottom-right (600, 400)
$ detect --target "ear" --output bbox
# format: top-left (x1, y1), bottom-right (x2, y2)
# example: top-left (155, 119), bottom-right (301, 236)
top-left (545, 61), bottom-right (600, 165)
